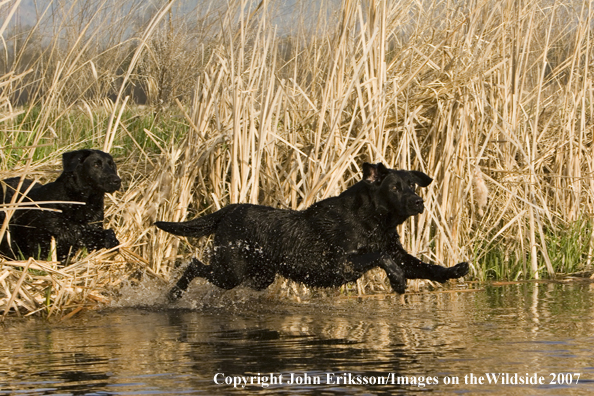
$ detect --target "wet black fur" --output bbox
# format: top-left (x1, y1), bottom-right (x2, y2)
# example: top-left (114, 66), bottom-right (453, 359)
top-left (156, 163), bottom-right (469, 300)
top-left (0, 149), bottom-right (121, 261)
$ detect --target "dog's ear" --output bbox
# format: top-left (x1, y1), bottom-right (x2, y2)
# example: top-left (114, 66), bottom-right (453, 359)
top-left (363, 162), bottom-right (390, 183)
top-left (410, 170), bottom-right (433, 187)
top-left (62, 149), bottom-right (94, 173)
top-left (362, 163), bottom-right (377, 182)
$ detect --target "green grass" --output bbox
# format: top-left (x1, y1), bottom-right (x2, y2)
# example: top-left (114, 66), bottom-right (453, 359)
top-left (1, 106), bottom-right (189, 168)
top-left (547, 219), bottom-right (594, 275)
top-left (477, 220), bottom-right (594, 281)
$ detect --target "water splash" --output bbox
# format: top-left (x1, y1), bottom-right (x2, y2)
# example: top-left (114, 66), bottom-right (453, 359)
top-left (110, 274), bottom-right (347, 313)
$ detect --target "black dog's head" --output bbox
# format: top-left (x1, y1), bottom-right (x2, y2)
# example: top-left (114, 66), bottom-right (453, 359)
top-left (63, 149), bottom-right (121, 193)
top-left (363, 162), bottom-right (432, 222)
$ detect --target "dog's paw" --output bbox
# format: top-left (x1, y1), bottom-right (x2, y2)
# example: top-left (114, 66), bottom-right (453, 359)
top-left (391, 279), bottom-right (406, 294)
top-left (167, 286), bottom-right (184, 301)
top-left (449, 262), bottom-right (469, 278)
top-left (103, 229), bottom-right (120, 249)
top-left (385, 261), bottom-right (407, 294)
top-left (388, 272), bottom-right (407, 294)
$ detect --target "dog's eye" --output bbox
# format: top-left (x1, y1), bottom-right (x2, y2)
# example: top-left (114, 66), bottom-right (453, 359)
top-left (94, 161), bottom-right (102, 168)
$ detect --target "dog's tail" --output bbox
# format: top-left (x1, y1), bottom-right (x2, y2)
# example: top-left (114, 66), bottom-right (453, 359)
top-left (155, 204), bottom-right (238, 237)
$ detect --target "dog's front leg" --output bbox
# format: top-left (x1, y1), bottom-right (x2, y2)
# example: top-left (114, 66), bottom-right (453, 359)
top-left (348, 253), bottom-right (406, 294)
top-left (77, 224), bottom-right (119, 251)
top-left (401, 254), bottom-right (469, 283)
top-left (101, 229), bottom-right (120, 249)
top-left (392, 248), bottom-right (469, 283)
top-left (385, 237), bottom-right (469, 282)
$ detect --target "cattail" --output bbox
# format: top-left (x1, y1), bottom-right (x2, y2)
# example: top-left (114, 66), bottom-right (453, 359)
top-left (122, 201), bottom-right (140, 226)
top-left (473, 169), bottom-right (489, 217)
top-left (158, 172), bottom-right (173, 203)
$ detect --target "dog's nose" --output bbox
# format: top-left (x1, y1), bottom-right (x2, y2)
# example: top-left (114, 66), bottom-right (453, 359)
top-left (412, 196), bottom-right (424, 212)
top-left (109, 176), bottom-right (122, 191)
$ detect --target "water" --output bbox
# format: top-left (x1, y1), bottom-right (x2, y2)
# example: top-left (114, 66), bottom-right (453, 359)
top-left (2, 281), bottom-right (594, 395)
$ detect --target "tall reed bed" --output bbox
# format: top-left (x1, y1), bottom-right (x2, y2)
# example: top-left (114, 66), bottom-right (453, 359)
top-left (1, 0), bottom-right (593, 316)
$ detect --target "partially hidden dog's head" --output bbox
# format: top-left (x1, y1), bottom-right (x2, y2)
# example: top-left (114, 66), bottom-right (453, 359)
top-left (363, 162), bottom-right (432, 220)
top-left (63, 149), bottom-right (121, 193)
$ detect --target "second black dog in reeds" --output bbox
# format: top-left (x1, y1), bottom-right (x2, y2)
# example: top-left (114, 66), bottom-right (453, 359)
top-left (0, 149), bottom-right (121, 261)
top-left (156, 163), bottom-right (469, 300)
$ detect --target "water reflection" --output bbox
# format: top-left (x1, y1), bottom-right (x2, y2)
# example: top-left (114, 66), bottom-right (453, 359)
top-left (1, 282), bottom-right (594, 394)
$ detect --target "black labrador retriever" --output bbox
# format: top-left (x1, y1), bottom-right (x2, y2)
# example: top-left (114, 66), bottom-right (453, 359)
top-left (156, 163), bottom-right (469, 300)
top-left (0, 149), bottom-right (121, 261)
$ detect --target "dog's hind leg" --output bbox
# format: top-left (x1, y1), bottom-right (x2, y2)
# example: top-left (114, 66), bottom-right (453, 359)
top-left (168, 255), bottom-right (247, 300)
top-left (167, 258), bottom-right (212, 301)
top-left (245, 270), bottom-right (276, 291)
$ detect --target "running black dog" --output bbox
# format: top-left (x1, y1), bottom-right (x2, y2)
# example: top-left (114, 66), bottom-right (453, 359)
top-left (156, 163), bottom-right (469, 300)
top-left (0, 149), bottom-right (121, 261)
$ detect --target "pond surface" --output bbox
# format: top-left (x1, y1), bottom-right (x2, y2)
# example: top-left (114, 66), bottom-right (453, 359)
top-left (1, 281), bottom-right (594, 395)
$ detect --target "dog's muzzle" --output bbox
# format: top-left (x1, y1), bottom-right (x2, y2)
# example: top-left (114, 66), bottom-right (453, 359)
top-left (411, 197), bottom-right (424, 214)
top-left (105, 176), bottom-right (122, 193)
